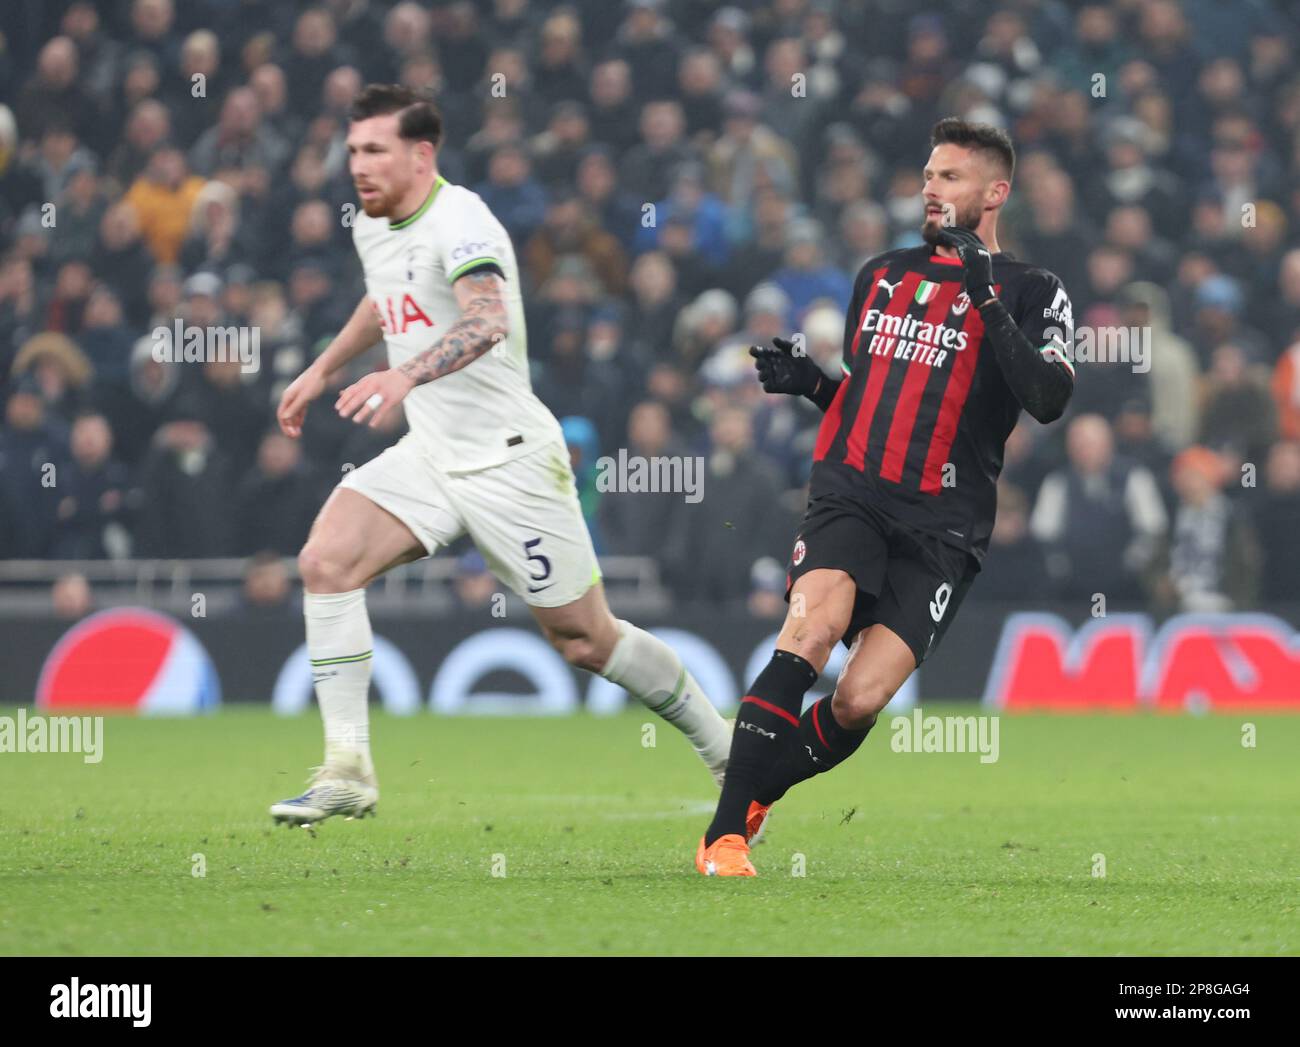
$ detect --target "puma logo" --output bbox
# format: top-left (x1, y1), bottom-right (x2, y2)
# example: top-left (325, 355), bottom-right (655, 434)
top-left (876, 278), bottom-right (900, 299)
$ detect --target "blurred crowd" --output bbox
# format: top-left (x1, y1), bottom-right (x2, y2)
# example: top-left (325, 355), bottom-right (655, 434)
top-left (2, 0), bottom-right (1299, 616)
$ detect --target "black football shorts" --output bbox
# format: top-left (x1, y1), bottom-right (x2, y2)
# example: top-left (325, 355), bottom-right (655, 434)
top-left (783, 491), bottom-right (979, 666)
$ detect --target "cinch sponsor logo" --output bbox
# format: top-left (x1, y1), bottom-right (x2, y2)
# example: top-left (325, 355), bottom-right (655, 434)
top-left (50, 978), bottom-right (151, 1027)
top-left (372, 293), bottom-right (434, 335)
top-left (983, 613), bottom-right (1300, 712)
top-left (450, 240), bottom-right (492, 262)
top-left (861, 307), bottom-right (969, 369)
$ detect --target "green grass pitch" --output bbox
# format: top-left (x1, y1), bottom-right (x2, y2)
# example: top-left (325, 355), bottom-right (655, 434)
top-left (1, 706), bottom-right (1296, 955)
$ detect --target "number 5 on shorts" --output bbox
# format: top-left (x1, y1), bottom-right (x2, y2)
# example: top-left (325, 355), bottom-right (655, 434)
top-left (524, 537), bottom-right (553, 594)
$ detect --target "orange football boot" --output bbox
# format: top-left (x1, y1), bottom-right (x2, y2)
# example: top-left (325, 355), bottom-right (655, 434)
top-left (695, 833), bottom-right (757, 876)
top-left (745, 800), bottom-right (772, 844)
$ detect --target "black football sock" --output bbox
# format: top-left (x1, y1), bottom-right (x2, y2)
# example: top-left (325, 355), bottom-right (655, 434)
top-left (754, 694), bottom-right (874, 806)
top-left (705, 650), bottom-right (818, 846)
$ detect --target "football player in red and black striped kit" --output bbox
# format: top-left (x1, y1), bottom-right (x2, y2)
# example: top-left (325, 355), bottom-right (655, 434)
top-left (697, 118), bottom-right (1077, 876)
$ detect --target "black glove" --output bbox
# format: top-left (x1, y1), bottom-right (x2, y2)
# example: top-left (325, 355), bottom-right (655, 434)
top-left (936, 226), bottom-right (996, 307)
top-left (749, 336), bottom-right (823, 398)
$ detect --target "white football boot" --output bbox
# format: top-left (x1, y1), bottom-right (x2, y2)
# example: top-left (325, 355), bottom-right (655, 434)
top-left (270, 759), bottom-right (378, 826)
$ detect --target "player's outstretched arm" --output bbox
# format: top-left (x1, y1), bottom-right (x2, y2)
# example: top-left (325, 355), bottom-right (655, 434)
top-left (937, 227), bottom-right (1073, 425)
top-left (750, 336), bottom-right (841, 412)
top-left (335, 270), bottom-right (509, 428)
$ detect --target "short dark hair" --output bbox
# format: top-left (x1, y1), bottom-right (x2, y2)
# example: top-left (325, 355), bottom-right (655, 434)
top-left (349, 84), bottom-right (442, 148)
top-left (930, 118), bottom-right (1015, 180)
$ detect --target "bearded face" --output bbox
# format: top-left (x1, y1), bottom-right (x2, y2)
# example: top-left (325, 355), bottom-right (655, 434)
top-left (921, 196), bottom-right (986, 244)
top-left (920, 142), bottom-right (1003, 244)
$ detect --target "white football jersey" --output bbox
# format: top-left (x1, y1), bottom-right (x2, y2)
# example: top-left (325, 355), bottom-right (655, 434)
top-left (352, 176), bottom-right (564, 473)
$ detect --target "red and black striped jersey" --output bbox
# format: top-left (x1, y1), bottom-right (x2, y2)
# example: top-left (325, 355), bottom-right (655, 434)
top-left (812, 245), bottom-right (1074, 558)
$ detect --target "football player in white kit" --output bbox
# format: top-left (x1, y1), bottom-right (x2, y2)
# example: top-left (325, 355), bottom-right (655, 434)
top-left (269, 85), bottom-right (731, 824)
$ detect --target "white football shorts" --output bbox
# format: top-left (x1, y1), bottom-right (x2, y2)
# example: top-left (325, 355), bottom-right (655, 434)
top-left (338, 434), bottom-right (601, 607)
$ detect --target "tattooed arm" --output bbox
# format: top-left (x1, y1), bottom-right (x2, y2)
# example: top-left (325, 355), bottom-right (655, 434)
top-left (335, 269), bottom-right (509, 427)
top-left (398, 270), bottom-right (509, 386)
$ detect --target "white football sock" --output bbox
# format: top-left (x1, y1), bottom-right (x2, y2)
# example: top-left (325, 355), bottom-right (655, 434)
top-left (600, 619), bottom-right (732, 781)
top-left (304, 588), bottom-right (375, 782)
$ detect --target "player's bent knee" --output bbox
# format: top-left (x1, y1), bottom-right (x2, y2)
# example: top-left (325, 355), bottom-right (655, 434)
top-left (833, 681), bottom-right (891, 729)
top-left (298, 543), bottom-right (360, 594)
top-left (547, 631), bottom-right (605, 673)
top-left (779, 616), bottom-right (842, 667)
top-left (564, 640), bottom-right (606, 674)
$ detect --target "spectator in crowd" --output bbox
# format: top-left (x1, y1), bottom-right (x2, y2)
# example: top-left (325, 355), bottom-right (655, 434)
top-left (16, 37), bottom-right (98, 147)
top-left (50, 156), bottom-right (105, 267)
top-left (635, 165), bottom-right (729, 270)
top-left (235, 429), bottom-right (321, 556)
top-left (1118, 282), bottom-right (1199, 454)
top-left (722, 188), bottom-right (793, 297)
top-left (132, 400), bottom-right (235, 558)
top-left (0, 379), bottom-right (69, 557)
top-left (51, 410), bottom-right (129, 559)
top-left (533, 307), bottom-right (626, 449)
top-left (672, 288), bottom-right (737, 373)
top-left (620, 99), bottom-right (697, 204)
top-left (179, 180), bottom-right (253, 276)
top-left (1189, 274), bottom-right (1269, 366)
top-left (622, 250), bottom-right (682, 364)
top-left (91, 202), bottom-right (154, 328)
top-left (672, 404), bottom-right (787, 606)
top-left (189, 85), bottom-right (289, 180)
top-left (11, 331), bottom-right (94, 421)
top-left (1198, 343), bottom-right (1278, 468)
top-left (615, 0), bottom-right (680, 103)
top-left (76, 286), bottom-right (135, 389)
top-left (767, 218), bottom-right (852, 330)
top-left (600, 398), bottom-right (691, 566)
top-left (586, 58), bottom-right (640, 156)
top-left (531, 101), bottom-right (594, 191)
top-left (1030, 414), bottom-right (1167, 604)
top-left (108, 98), bottom-right (171, 186)
top-left (524, 190), bottom-right (627, 299)
top-left (677, 47), bottom-right (726, 144)
top-left (707, 89), bottom-right (797, 216)
top-left (1153, 446), bottom-right (1259, 613)
top-left (475, 143), bottom-right (548, 248)
top-left (1254, 440), bottom-right (1300, 604)
top-left (123, 145), bottom-right (206, 265)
